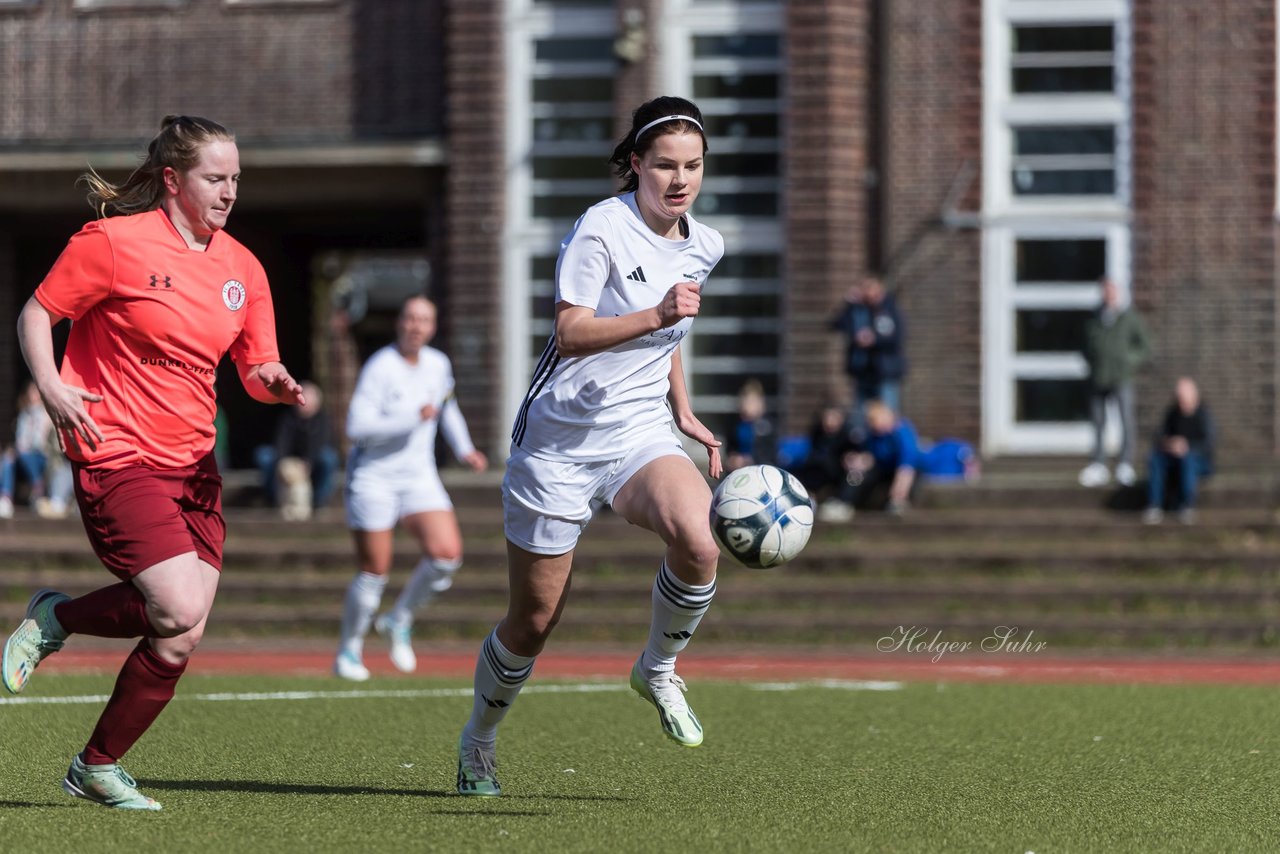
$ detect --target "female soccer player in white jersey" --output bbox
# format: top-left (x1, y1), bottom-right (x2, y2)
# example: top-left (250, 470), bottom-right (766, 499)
top-left (334, 295), bottom-right (488, 681)
top-left (455, 96), bottom-right (725, 796)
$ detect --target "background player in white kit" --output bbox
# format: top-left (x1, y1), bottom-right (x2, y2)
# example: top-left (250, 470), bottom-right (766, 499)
top-left (335, 295), bottom-right (487, 681)
top-left (455, 96), bottom-right (725, 796)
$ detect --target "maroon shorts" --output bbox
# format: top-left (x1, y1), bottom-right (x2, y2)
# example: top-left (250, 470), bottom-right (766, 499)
top-left (73, 452), bottom-right (225, 581)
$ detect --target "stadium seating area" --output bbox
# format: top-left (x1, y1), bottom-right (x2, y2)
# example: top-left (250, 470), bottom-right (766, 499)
top-left (3, 463), bottom-right (1278, 652)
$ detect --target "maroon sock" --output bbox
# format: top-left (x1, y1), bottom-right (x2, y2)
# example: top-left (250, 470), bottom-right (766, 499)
top-left (54, 582), bottom-right (156, 638)
top-left (81, 639), bottom-right (187, 765)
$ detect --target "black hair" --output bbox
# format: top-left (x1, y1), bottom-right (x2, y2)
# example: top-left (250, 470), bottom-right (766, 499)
top-left (608, 96), bottom-right (708, 193)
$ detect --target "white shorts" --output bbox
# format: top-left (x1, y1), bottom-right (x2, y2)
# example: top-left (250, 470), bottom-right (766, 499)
top-left (503, 432), bottom-right (687, 555)
top-left (345, 468), bottom-right (453, 531)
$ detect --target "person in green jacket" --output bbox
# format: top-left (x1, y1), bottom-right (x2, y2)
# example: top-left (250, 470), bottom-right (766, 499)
top-left (1079, 277), bottom-right (1152, 488)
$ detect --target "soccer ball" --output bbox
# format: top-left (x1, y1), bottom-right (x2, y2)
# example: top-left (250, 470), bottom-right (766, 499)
top-left (709, 464), bottom-right (815, 569)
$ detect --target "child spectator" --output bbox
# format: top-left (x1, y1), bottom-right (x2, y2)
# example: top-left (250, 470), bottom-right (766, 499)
top-left (725, 379), bottom-right (775, 471)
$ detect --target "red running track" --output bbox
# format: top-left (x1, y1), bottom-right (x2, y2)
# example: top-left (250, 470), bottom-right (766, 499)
top-left (39, 647), bottom-right (1280, 685)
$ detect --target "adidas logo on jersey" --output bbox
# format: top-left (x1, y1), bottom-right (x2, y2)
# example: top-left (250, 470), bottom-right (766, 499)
top-left (625, 266), bottom-right (647, 283)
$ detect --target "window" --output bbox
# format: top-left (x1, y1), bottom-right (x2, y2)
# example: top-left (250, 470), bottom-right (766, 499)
top-left (1012, 24), bottom-right (1114, 94)
top-left (503, 2), bottom-right (617, 432)
top-left (1017, 238), bottom-right (1106, 282)
top-left (1012, 125), bottom-right (1116, 196)
top-left (669, 2), bottom-right (785, 422)
top-left (981, 0), bottom-right (1131, 454)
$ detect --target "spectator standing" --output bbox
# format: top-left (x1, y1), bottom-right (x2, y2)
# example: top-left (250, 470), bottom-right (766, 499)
top-left (1143, 377), bottom-right (1214, 525)
top-left (1079, 277), bottom-right (1151, 488)
top-left (831, 274), bottom-right (906, 435)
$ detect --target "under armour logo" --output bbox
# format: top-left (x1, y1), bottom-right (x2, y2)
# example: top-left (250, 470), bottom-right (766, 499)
top-left (625, 266), bottom-right (647, 283)
top-left (149, 275), bottom-right (172, 288)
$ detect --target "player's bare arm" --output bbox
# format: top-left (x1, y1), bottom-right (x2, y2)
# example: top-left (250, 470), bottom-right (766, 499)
top-left (240, 360), bottom-right (305, 405)
top-left (554, 280), bottom-right (700, 358)
top-left (16, 296), bottom-right (105, 450)
top-left (668, 346), bottom-right (722, 479)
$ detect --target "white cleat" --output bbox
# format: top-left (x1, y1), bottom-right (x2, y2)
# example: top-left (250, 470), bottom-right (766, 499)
top-left (333, 650), bottom-right (370, 682)
top-left (1078, 462), bottom-right (1110, 488)
top-left (374, 614), bottom-right (417, 674)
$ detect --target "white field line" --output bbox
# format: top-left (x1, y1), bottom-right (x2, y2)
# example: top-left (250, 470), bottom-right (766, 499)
top-left (0, 679), bottom-right (901, 708)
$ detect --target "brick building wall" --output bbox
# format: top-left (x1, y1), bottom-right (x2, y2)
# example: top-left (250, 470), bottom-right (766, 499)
top-left (880, 0), bottom-right (983, 445)
top-left (1132, 0), bottom-right (1278, 458)
top-left (0, 1), bottom-right (353, 143)
top-left (783, 0), bottom-right (872, 434)
top-left (443, 0), bottom-right (504, 451)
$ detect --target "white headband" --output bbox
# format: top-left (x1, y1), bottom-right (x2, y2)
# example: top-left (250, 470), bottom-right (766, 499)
top-left (634, 114), bottom-right (703, 142)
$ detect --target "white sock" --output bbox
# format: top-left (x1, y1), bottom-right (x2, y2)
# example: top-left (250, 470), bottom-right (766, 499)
top-left (462, 628), bottom-right (535, 747)
top-left (388, 557), bottom-right (461, 626)
top-left (339, 571), bottom-right (386, 657)
top-left (641, 561), bottom-right (716, 678)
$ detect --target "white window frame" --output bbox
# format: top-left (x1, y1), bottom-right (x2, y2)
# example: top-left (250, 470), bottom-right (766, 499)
top-left (659, 0), bottom-right (785, 417)
top-left (982, 0), bottom-right (1132, 455)
top-left (502, 0), bottom-right (616, 435)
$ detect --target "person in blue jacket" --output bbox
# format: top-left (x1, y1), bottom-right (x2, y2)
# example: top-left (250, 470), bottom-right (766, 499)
top-left (830, 274), bottom-right (906, 436)
top-left (817, 400), bottom-right (920, 521)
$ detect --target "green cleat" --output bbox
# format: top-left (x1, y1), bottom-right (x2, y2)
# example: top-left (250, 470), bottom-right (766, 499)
top-left (456, 738), bottom-right (501, 797)
top-left (2, 589), bottom-right (70, 694)
top-left (63, 754), bottom-right (162, 811)
top-left (630, 659), bottom-right (704, 748)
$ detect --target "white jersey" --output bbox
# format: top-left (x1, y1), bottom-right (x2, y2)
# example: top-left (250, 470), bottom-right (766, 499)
top-left (512, 192), bottom-right (724, 461)
top-left (346, 344), bottom-right (476, 485)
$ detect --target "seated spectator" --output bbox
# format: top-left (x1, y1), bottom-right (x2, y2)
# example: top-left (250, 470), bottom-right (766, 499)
top-left (818, 400), bottom-right (920, 521)
top-left (0, 381), bottom-right (53, 518)
top-left (35, 415), bottom-right (75, 519)
top-left (255, 380), bottom-right (341, 513)
top-left (1142, 377), bottom-right (1214, 525)
top-left (725, 379), bottom-right (775, 471)
top-left (791, 405), bottom-right (859, 503)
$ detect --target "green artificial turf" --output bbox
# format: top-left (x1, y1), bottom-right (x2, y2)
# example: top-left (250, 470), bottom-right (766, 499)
top-left (0, 673), bottom-right (1276, 852)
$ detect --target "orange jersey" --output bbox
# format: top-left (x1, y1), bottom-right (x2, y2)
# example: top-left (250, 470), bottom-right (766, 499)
top-left (36, 209), bottom-right (280, 469)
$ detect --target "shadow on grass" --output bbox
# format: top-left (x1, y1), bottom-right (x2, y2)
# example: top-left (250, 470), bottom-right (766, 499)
top-left (144, 779), bottom-right (453, 798)
top-left (143, 780), bottom-right (630, 802)
top-left (0, 801), bottom-right (74, 809)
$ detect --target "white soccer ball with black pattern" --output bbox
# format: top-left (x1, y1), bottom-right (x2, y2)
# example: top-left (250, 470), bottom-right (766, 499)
top-left (709, 464), bottom-right (815, 569)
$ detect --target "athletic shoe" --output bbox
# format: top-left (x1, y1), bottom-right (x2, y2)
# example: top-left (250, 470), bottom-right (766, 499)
top-left (63, 753), bottom-right (161, 811)
top-left (374, 613), bottom-right (417, 674)
top-left (816, 499), bottom-right (854, 523)
top-left (2, 589), bottom-right (71, 694)
top-left (1078, 462), bottom-right (1110, 488)
top-left (1114, 462), bottom-right (1137, 487)
top-left (630, 658), bottom-right (704, 748)
top-left (456, 738), bottom-right (501, 797)
top-left (333, 650), bottom-right (370, 682)
top-left (0, 495), bottom-right (13, 519)
top-left (1141, 507), bottom-right (1164, 525)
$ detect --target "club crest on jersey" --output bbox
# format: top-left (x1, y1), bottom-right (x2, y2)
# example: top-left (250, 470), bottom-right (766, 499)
top-left (222, 280), bottom-right (246, 311)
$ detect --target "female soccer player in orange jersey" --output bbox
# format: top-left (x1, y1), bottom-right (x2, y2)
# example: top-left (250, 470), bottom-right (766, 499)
top-left (1, 115), bottom-right (305, 811)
